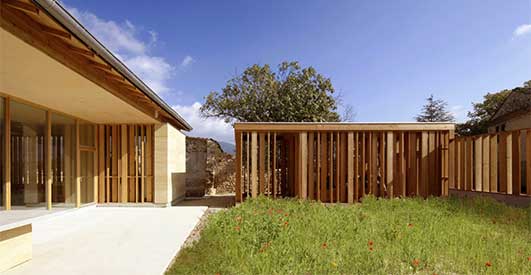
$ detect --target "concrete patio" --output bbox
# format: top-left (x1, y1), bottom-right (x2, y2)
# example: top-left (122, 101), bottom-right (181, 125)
top-left (3, 206), bottom-right (207, 275)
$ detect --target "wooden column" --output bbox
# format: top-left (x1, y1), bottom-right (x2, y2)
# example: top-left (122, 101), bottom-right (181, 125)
top-left (4, 97), bottom-right (11, 210)
top-left (474, 136), bottom-right (483, 191)
top-left (299, 132), bottom-right (308, 199)
top-left (251, 132), bottom-right (258, 198)
top-left (98, 125), bottom-right (105, 203)
top-left (347, 132), bottom-right (354, 203)
top-left (482, 135), bottom-right (490, 192)
top-left (259, 133), bottom-right (265, 195)
top-left (121, 125), bottom-right (128, 202)
top-left (272, 133), bottom-right (277, 198)
top-left (511, 131), bottom-right (520, 195)
top-left (527, 130), bottom-right (531, 196)
top-left (45, 111), bottom-right (52, 209)
top-left (235, 131), bottom-right (242, 202)
top-left (308, 133), bottom-right (314, 200)
top-left (506, 133), bottom-right (513, 194)
top-left (386, 132), bottom-right (394, 198)
top-left (420, 132), bottom-right (429, 197)
top-left (489, 134), bottom-right (498, 192)
top-left (75, 120), bottom-right (81, 208)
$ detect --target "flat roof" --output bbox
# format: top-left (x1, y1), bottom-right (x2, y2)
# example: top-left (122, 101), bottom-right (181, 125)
top-left (234, 122), bottom-right (456, 132)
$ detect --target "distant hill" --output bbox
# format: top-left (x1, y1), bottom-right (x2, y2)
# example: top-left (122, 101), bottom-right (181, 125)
top-left (218, 141), bottom-right (236, 155)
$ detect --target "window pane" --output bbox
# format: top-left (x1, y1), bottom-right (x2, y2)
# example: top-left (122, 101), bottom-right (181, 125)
top-left (0, 97), bottom-right (4, 208)
top-left (51, 113), bottom-right (76, 207)
top-left (10, 100), bottom-right (46, 206)
top-left (80, 123), bottom-right (95, 147)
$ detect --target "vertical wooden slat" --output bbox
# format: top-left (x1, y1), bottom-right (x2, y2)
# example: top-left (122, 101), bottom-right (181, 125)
top-left (329, 132), bottom-right (334, 202)
top-left (474, 136), bottom-right (483, 192)
top-left (75, 120), bottom-right (80, 207)
top-left (120, 125), bottom-right (128, 202)
top-left (379, 132), bottom-right (385, 197)
top-left (259, 133), bottom-right (265, 195)
top-left (511, 131), bottom-right (520, 195)
top-left (499, 133), bottom-right (508, 193)
top-left (386, 132), bottom-right (394, 198)
top-left (146, 125), bottom-right (153, 202)
top-left (246, 133), bottom-right (250, 196)
top-left (3, 98), bottom-right (10, 210)
top-left (251, 132), bottom-right (258, 198)
top-left (506, 132), bottom-right (513, 194)
top-left (140, 126), bottom-right (145, 202)
top-left (347, 132), bottom-right (354, 203)
top-left (407, 133), bottom-right (416, 196)
top-left (45, 111), bottom-right (52, 209)
top-left (272, 133), bottom-right (277, 198)
top-left (482, 135), bottom-right (490, 192)
top-left (526, 130), bottom-right (531, 196)
top-left (338, 133), bottom-right (343, 202)
top-left (98, 125), bottom-right (105, 203)
top-left (428, 132), bottom-right (436, 196)
top-left (361, 132), bottom-right (366, 197)
top-left (235, 131), bottom-right (242, 202)
top-left (489, 134), bottom-right (498, 193)
top-left (399, 132), bottom-right (406, 197)
top-left (320, 132), bottom-right (327, 202)
top-left (420, 132), bottom-right (429, 197)
top-left (299, 132), bottom-right (308, 199)
top-left (449, 138), bottom-right (455, 189)
top-left (308, 132), bottom-right (314, 200)
top-left (316, 133), bottom-right (321, 201)
top-left (355, 132), bottom-right (360, 201)
top-left (456, 138), bottom-right (462, 190)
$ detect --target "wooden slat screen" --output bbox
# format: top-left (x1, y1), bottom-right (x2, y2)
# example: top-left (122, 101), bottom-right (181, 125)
top-left (98, 124), bottom-right (154, 203)
top-left (235, 126), bottom-right (452, 203)
top-left (449, 129), bottom-right (531, 197)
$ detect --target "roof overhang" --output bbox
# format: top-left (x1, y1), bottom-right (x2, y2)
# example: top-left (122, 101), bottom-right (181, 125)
top-left (234, 122), bottom-right (456, 132)
top-left (0, 0), bottom-right (192, 130)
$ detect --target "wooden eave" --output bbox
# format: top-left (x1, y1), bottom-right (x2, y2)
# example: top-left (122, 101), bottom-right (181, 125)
top-left (0, 0), bottom-right (187, 129)
top-left (234, 122), bottom-right (456, 132)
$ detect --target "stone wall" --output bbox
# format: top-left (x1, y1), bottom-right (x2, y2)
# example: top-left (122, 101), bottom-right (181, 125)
top-left (186, 137), bottom-right (235, 197)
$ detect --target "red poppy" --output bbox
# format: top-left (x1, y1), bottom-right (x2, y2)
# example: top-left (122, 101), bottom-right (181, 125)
top-left (215, 273), bottom-right (221, 275)
top-left (284, 213), bottom-right (289, 217)
top-left (284, 221), bottom-right (289, 226)
top-left (408, 223), bottom-right (414, 228)
top-left (234, 226), bottom-right (240, 231)
top-left (527, 256), bottom-right (531, 261)
top-left (368, 240), bottom-right (374, 246)
top-left (369, 247), bottom-right (373, 251)
top-left (322, 243), bottom-right (327, 249)
top-left (412, 259), bottom-right (420, 267)
top-left (485, 261), bottom-right (492, 267)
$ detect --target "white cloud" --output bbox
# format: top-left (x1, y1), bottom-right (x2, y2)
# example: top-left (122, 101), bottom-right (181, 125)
top-left (65, 6), bottom-right (184, 95)
top-left (450, 105), bottom-right (467, 122)
top-left (180, 55), bottom-right (195, 68)
top-left (513, 24), bottom-right (531, 37)
top-left (173, 102), bottom-right (233, 143)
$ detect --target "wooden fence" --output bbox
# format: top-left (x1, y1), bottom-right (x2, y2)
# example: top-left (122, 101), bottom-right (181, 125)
top-left (234, 123), bottom-right (455, 203)
top-left (449, 129), bottom-right (531, 196)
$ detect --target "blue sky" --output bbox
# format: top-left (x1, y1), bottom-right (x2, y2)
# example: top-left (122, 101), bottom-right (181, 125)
top-left (63, 0), bottom-right (531, 143)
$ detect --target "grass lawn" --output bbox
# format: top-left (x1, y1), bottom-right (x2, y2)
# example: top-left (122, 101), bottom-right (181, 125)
top-left (167, 196), bottom-right (531, 274)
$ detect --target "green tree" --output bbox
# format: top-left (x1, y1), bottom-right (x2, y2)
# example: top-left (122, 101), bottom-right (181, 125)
top-left (456, 90), bottom-right (511, 136)
top-left (200, 61), bottom-right (340, 123)
top-left (415, 94), bottom-right (455, 122)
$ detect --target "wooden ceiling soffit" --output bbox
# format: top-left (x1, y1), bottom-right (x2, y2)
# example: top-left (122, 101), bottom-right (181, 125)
top-left (37, 22), bottom-right (71, 39)
top-left (3, 0), bottom-right (39, 15)
top-left (67, 44), bottom-right (95, 57)
top-left (0, 6), bottom-right (160, 122)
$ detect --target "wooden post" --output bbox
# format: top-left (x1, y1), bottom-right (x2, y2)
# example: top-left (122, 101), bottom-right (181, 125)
top-left (98, 125), bottom-right (105, 203)
top-left (272, 133), bottom-right (277, 198)
top-left (506, 132), bottom-right (513, 194)
top-left (420, 132), bottom-right (429, 197)
top-left (474, 136), bottom-right (483, 191)
top-left (386, 132), bottom-right (394, 198)
top-left (235, 131), bottom-right (242, 202)
top-left (75, 120), bottom-right (80, 208)
top-left (482, 135), bottom-right (490, 192)
top-left (299, 132), bottom-right (308, 199)
top-left (308, 132), bottom-right (314, 200)
top-left (511, 131), bottom-right (520, 196)
top-left (251, 132), bottom-right (258, 198)
top-left (4, 97), bottom-right (11, 210)
top-left (45, 111), bottom-right (52, 209)
top-left (121, 125), bottom-right (128, 203)
top-left (259, 133), bottom-right (265, 195)
top-left (527, 130), bottom-right (531, 196)
top-left (489, 134), bottom-right (498, 192)
top-left (347, 132), bottom-right (354, 203)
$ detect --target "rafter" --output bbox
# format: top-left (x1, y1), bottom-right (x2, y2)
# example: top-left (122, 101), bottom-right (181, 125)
top-left (88, 60), bottom-right (112, 71)
top-left (67, 44), bottom-right (95, 57)
top-left (38, 23), bottom-right (71, 39)
top-left (3, 0), bottom-right (39, 15)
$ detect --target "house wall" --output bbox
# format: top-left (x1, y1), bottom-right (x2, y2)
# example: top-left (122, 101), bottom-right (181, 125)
top-left (154, 123), bottom-right (186, 206)
top-left (489, 113), bottom-right (531, 133)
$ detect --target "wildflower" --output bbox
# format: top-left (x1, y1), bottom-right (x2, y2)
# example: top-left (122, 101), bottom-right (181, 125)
top-left (408, 223), bottom-right (414, 228)
top-left (234, 226), bottom-right (240, 231)
top-left (259, 242), bottom-right (271, 253)
top-left (235, 216), bottom-right (242, 222)
top-left (527, 256), bottom-right (531, 261)
top-left (284, 221), bottom-right (289, 226)
top-left (485, 261), bottom-right (492, 267)
top-left (276, 209), bottom-right (283, 214)
top-left (322, 243), bottom-right (327, 249)
top-left (284, 213), bottom-right (289, 217)
top-left (369, 247), bottom-right (373, 251)
top-left (412, 259), bottom-right (420, 267)
top-left (368, 240), bottom-right (374, 246)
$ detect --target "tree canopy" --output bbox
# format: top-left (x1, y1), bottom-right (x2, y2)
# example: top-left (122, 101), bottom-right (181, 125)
top-left (415, 94), bottom-right (455, 122)
top-left (200, 61), bottom-right (341, 123)
top-left (456, 80), bottom-right (530, 136)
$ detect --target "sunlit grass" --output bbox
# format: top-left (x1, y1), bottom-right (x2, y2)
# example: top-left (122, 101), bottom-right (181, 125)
top-left (167, 195), bottom-right (531, 274)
